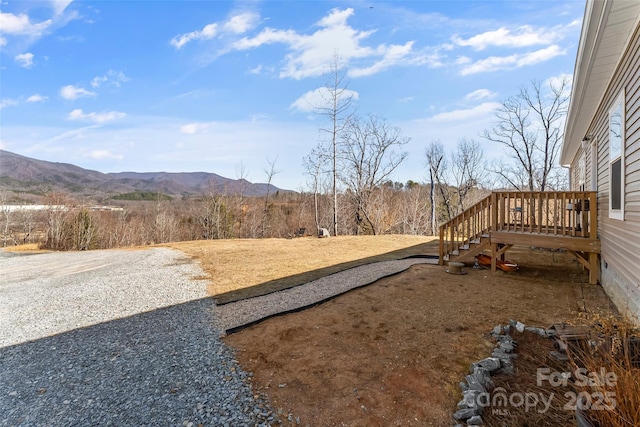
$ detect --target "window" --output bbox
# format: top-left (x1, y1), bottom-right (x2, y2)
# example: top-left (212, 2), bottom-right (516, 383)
top-left (609, 92), bottom-right (624, 220)
top-left (578, 153), bottom-right (586, 191)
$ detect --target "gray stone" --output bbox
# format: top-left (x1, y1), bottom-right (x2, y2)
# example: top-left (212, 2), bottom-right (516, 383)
top-left (472, 367), bottom-right (494, 391)
top-left (499, 358), bottom-right (515, 375)
top-left (515, 321), bottom-right (525, 333)
top-left (492, 349), bottom-right (516, 360)
top-left (453, 407), bottom-right (480, 421)
top-left (462, 390), bottom-right (482, 408)
top-left (525, 326), bottom-right (547, 336)
top-left (467, 415), bottom-right (484, 425)
top-left (472, 357), bottom-right (501, 374)
top-left (499, 341), bottom-right (514, 353)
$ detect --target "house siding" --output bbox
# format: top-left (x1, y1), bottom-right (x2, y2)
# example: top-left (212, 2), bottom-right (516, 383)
top-left (573, 20), bottom-right (640, 322)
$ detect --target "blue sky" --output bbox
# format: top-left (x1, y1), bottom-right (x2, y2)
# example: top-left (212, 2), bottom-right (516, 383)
top-left (1, 0), bottom-right (584, 190)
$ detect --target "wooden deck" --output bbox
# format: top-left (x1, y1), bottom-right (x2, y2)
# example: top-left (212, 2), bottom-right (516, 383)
top-left (439, 191), bottom-right (600, 284)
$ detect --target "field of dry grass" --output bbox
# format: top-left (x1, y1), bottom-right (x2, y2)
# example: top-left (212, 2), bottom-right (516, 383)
top-left (2, 243), bottom-right (48, 253)
top-left (167, 235), bottom-right (438, 303)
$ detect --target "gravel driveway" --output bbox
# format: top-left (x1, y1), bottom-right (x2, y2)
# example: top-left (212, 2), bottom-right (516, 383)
top-left (1, 247), bottom-right (435, 426)
top-left (0, 248), bottom-right (274, 426)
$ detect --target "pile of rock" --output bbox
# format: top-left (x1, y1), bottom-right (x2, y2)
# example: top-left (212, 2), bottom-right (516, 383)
top-left (452, 320), bottom-right (553, 426)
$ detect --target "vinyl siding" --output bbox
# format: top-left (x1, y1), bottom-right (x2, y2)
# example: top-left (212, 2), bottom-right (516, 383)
top-left (571, 20), bottom-right (640, 322)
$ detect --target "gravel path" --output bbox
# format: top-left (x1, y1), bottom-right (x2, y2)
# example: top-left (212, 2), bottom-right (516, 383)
top-left (0, 247), bottom-right (436, 426)
top-left (1, 248), bottom-right (274, 426)
top-left (216, 258), bottom-right (437, 334)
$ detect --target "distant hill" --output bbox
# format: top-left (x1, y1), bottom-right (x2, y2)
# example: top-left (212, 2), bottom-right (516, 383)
top-left (0, 150), bottom-right (286, 201)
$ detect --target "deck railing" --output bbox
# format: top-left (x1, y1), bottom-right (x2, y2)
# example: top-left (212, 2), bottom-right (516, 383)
top-left (439, 191), bottom-right (598, 262)
top-left (439, 194), bottom-right (492, 261)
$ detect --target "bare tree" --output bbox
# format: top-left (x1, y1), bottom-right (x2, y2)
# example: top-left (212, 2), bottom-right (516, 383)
top-left (261, 156), bottom-right (280, 238)
top-left (235, 162), bottom-right (249, 238)
top-left (314, 54), bottom-right (356, 236)
top-left (303, 146), bottom-right (328, 235)
top-left (482, 78), bottom-right (569, 191)
top-left (339, 114), bottom-right (408, 235)
top-left (451, 138), bottom-right (487, 211)
top-left (399, 183), bottom-right (430, 235)
top-left (425, 141), bottom-right (451, 233)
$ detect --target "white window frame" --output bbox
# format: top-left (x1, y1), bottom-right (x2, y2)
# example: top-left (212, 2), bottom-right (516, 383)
top-left (608, 92), bottom-right (625, 220)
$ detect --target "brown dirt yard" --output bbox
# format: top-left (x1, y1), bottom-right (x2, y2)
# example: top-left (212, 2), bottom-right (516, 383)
top-left (171, 237), bottom-right (616, 426)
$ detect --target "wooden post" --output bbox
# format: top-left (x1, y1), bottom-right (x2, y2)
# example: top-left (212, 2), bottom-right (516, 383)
top-left (491, 242), bottom-right (497, 272)
top-left (439, 225), bottom-right (444, 266)
top-left (491, 192), bottom-right (498, 232)
top-left (589, 252), bottom-right (599, 285)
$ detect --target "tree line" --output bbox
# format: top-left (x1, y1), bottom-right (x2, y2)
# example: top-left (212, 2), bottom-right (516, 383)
top-left (0, 72), bottom-right (569, 250)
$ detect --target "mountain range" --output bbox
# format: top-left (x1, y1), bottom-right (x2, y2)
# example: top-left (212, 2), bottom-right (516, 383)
top-left (0, 150), bottom-right (285, 202)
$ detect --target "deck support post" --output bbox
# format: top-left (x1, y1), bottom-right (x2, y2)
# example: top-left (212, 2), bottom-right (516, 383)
top-left (589, 252), bottom-right (599, 285)
top-left (491, 242), bottom-right (497, 272)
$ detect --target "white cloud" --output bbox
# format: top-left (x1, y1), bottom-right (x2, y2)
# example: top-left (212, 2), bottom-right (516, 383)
top-left (546, 73), bottom-right (573, 93)
top-left (232, 8), bottom-right (419, 80)
top-left (180, 122), bottom-right (210, 134)
top-left (453, 25), bottom-right (563, 51)
top-left (86, 149), bottom-right (123, 160)
top-left (27, 94), bottom-right (48, 103)
top-left (0, 12), bottom-right (52, 38)
top-left (91, 70), bottom-right (130, 88)
top-left (15, 52), bottom-right (34, 68)
top-left (171, 23), bottom-right (218, 49)
top-left (232, 27), bottom-right (298, 50)
top-left (0, 98), bottom-right (19, 109)
top-left (248, 64), bottom-right (263, 75)
top-left (51, 0), bottom-right (74, 16)
top-left (465, 89), bottom-right (496, 101)
top-left (223, 12), bottom-right (259, 34)
top-left (0, 4), bottom-right (77, 49)
top-left (460, 45), bottom-right (565, 75)
top-left (425, 102), bottom-right (501, 122)
top-left (290, 87), bottom-right (360, 113)
top-left (171, 11), bottom-right (259, 49)
top-left (60, 85), bottom-right (96, 100)
top-left (68, 109), bottom-right (126, 123)
top-left (349, 41), bottom-right (415, 77)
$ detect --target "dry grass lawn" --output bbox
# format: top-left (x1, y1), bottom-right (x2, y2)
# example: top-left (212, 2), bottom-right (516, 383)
top-left (167, 235), bottom-right (438, 303)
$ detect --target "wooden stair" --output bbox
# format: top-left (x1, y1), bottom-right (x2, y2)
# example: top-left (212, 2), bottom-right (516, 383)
top-left (439, 191), bottom-right (600, 284)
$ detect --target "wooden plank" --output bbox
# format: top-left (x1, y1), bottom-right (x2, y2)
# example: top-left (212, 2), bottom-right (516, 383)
top-left (495, 244), bottom-right (513, 258)
top-left (491, 193), bottom-right (498, 232)
top-left (439, 225), bottom-right (444, 265)
top-left (537, 192), bottom-right (543, 234)
top-left (567, 249), bottom-right (590, 270)
top-left (589, 191), bottom-right (598, 239)
top-left (491, 242), bottom-right (497, 272)
top-left (589, 251), bottom-right (599, 285)
top-left (490, 231), bottom-right (601, 252)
